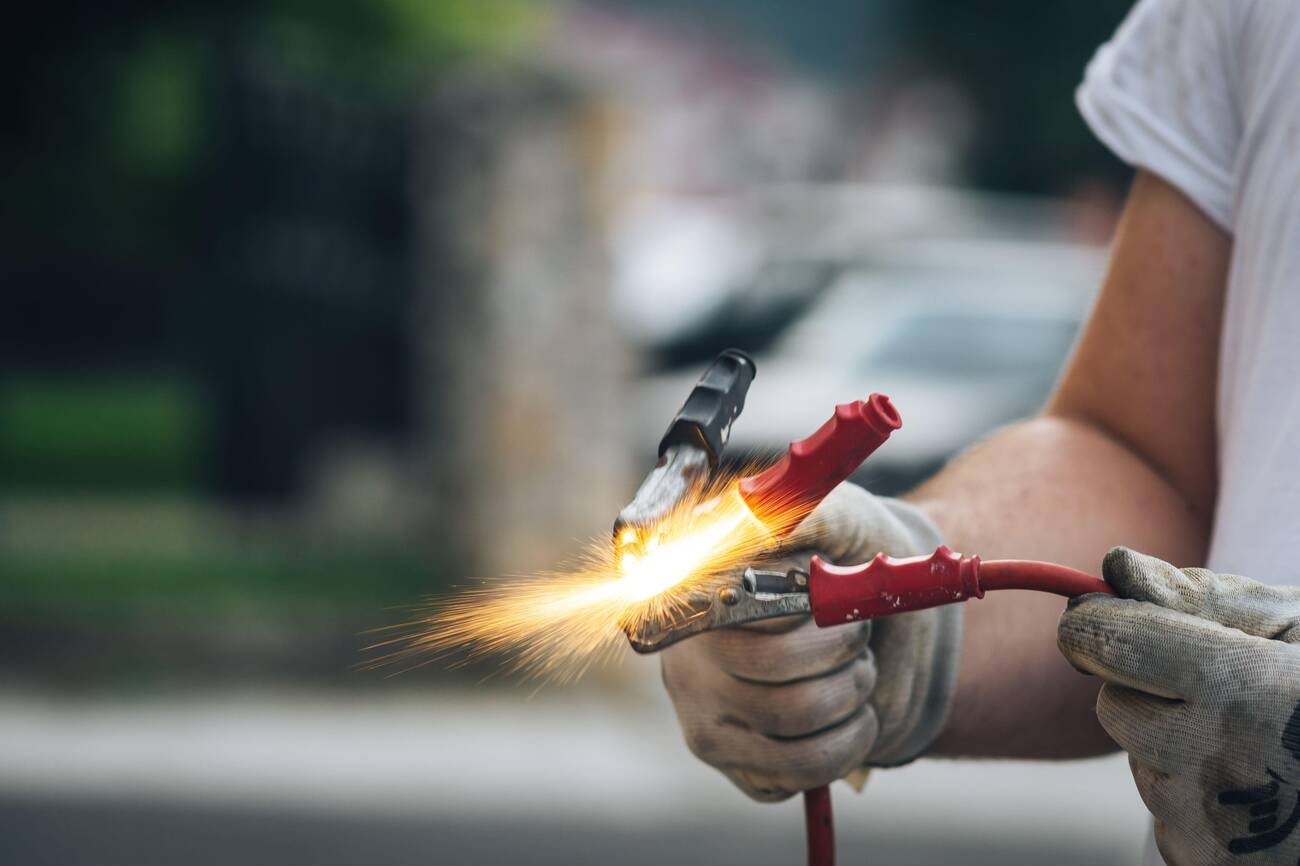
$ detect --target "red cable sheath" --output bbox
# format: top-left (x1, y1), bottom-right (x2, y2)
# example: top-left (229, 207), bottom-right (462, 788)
top-left (739, 395), bottom-right (900, 533)
top-left (803, 785), bottom-right (834, 866)
top-left (732, 396), bottom-right (897, 866)
top-left (809, 548), bottom-right (1115, 625)
top-left (732, 395), bottom-right (1109, 866)
top-left (978, 560), bottom-right (1114, 597)
top-left (800, 555), bottom-right (1111, 866)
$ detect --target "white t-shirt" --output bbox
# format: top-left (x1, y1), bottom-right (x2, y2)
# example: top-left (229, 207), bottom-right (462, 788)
top-left (1079, 0), bottom-right (1300, 582)
top-left (1077, 2), bottom-right (1300, 861)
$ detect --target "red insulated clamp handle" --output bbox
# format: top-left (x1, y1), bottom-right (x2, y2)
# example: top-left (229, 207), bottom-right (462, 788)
top-left (738, 394), bottom-right (901, 534)
top-left (808, 546), bottom-right (981, 627)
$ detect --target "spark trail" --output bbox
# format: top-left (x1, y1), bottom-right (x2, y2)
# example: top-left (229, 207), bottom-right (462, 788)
top-left (366, 463), bottom-right (791, 682)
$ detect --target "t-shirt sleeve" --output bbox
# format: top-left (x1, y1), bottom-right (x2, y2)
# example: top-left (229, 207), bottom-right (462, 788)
top-left (1077, 0), bottom-right (1241, 231)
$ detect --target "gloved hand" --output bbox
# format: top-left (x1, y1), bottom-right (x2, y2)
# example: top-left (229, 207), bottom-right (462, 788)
top-left (660, 482), bottom-right (963, 801)
top-left (1058, 548), bottom-right (1300, 866)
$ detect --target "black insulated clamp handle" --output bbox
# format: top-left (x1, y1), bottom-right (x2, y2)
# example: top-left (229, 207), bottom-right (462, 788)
top-left (658, 348), bottom-right (756, 467)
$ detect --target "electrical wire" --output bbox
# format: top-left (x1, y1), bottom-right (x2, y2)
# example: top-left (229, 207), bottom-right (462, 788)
top-left (804, 785), bottom-right (834, 866)
top-left (977, 559), bottom-right (1114, 597)
top-left (800, 557), bottom-right (1114, 866)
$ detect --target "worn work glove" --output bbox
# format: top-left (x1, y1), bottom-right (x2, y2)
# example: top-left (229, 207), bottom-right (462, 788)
top-left (660, 482), bottom-right (963, 801)
top-left (1058, 548), bottom-right (1300, 866)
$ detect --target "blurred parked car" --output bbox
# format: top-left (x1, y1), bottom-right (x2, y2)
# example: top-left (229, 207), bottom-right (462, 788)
top-left (631, 232), bottom-right (1105, 492)
top-left (611, 195), bottom-right (838, 370)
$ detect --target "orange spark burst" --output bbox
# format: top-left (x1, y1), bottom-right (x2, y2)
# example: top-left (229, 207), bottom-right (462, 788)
top-left (366, 461), bottom-right (791, 682)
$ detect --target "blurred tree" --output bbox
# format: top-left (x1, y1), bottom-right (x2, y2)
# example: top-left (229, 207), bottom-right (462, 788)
top-left (2, 0), bottom-right (537, 499)
top-left (597, 0), bottom-right (896, 79)
top-left (595, 0), bottom-right (1132, 195)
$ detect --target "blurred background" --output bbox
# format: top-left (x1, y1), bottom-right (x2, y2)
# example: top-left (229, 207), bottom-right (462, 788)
top-left (3, 1), bottom-right (1149, 863)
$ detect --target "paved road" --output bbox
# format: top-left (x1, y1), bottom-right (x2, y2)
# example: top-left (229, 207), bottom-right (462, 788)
top-left (0, 671), bottom-right (1149, 865)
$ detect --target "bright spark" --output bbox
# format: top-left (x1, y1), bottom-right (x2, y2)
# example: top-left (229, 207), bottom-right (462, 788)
top-left (365, 462), bottom-right (789, 682)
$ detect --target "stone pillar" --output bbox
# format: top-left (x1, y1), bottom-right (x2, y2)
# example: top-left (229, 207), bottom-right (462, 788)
top-left (411, 69), bottom-right (631, 576)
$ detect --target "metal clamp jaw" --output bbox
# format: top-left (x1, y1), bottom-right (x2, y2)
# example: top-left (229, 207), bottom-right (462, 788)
top-left (614, 349), bottom-right (755, 553)
top-left (624, 568), bottom-right (811, 653)
top-left (619, 395), bottom-right (903, 654)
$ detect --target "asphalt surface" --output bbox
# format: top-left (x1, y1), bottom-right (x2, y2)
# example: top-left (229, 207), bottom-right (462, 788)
top-left (0, 670), bottom-right (1149, 865)
top-left (0, 793), bottom-right (1139, 866)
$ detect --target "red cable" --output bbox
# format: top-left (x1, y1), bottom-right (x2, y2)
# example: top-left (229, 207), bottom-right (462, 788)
top-left (804, 785), bottom-right (834, 866)
top-left (799, 554), bottom-right (1112, 866)
top-left (736, 396), bottom-right (898, 866)
top-left (809, 547), bottom-right (1114, 626)
top-left (977, 559), bottom-right (1114, 597)
top-left (733, 395), bottom-right (1114, 866)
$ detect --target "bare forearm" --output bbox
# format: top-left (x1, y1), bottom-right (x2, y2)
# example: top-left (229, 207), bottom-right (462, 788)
top-left (908, 415), bottom-right (1209, 757)
top-left (900, 172), bottom-right (1226, 758)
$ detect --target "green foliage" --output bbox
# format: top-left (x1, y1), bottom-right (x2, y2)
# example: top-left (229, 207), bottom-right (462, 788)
top-left (0, 544), bottom-right (435, 618)
top-left (111, 30), bottom-right (204, 180)
top-left (248, 0), bottom-right (542, 93)
top-left (0, 375), bottom-right (208, 493)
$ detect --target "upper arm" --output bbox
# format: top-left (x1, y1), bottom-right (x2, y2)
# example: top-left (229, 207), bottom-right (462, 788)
top-left (1048, 169), bottom-right (1230, 526)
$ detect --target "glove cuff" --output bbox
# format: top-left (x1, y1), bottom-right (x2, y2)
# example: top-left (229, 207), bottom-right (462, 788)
top-left (862, 498), bottom-right (962, 768)
top-left (868, 603), bottom-right (962, 767)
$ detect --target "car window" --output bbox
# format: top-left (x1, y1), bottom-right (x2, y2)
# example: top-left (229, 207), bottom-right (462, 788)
top-left (866, 313), bottom-right (1079, 376)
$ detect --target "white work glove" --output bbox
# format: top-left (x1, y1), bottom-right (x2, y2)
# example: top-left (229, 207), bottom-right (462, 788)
top-left (661, 482), bottom-right (963, 801)
top-left (1058, 548), bottom-right (1300, 866)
